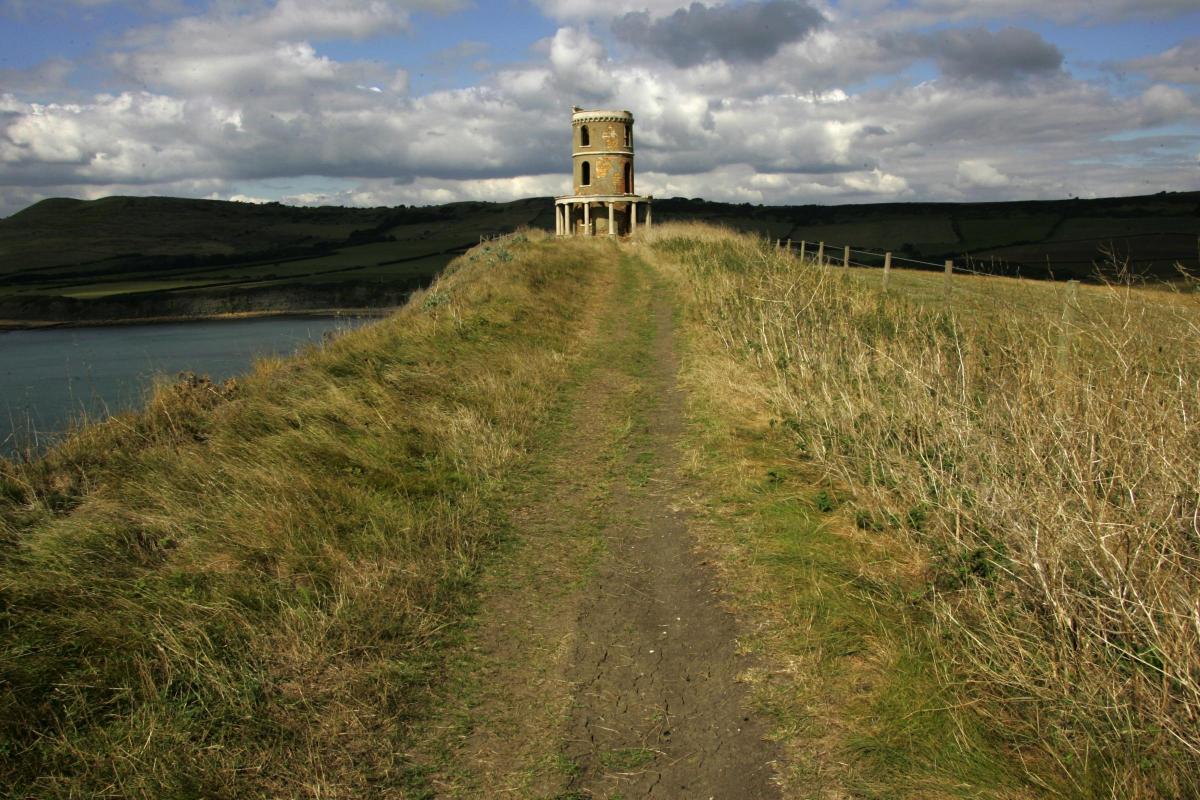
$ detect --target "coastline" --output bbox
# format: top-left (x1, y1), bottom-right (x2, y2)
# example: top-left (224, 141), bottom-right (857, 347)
top-left (0, 306), bottom-right (396, 332)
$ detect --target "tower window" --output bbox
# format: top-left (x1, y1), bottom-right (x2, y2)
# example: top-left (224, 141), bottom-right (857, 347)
top-left (582, 161), bottom-right (591, 186)
top-left (580, 125), bottom-right (590, 147)
top-left (624, 163), bottom-right (631, 193)
top-left (625, 125), bottom-right (631, 147)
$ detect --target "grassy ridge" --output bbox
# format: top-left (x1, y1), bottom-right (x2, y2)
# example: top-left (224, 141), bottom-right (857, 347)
top-left (0, 231), bottom-right (602, 797)
top-left (647, 223), bottom-right (1200, 796)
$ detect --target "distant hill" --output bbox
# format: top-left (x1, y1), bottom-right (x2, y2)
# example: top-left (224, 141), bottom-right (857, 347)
top-left (0, 196), bottom-right (554, 324)
top-left (1, 191), bottom-right (1196, 324)
top-left (649, 191), bottom-right (1200, 282)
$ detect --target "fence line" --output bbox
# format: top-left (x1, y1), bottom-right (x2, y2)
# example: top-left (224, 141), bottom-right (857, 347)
top-left (478, 231), bottom-right (522, 244)
top-left (775, 236), bottom-right (1200, 276)
top-left (771, 236), bottom-right (1099, 318)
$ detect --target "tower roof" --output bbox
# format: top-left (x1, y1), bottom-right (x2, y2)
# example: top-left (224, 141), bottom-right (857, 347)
top-left (572, 108), bottom-right (633, 124)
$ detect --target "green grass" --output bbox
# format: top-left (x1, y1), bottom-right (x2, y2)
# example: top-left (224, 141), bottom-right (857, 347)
top-left (0, 231), bottom-right (602, 797)
top-left (598, 748), bottom-right (656, 772)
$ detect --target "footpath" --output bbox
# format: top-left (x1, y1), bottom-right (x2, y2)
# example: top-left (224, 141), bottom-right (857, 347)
top-left (417, 247), bottom-right (781, 798)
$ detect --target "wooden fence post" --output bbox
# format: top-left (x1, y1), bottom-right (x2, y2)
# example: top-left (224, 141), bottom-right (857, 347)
top-left (843, 245), bottom-right (850, 268)
top-left (799, 240), bottom-right (806, 262)
top-left (817, 241), bottom-right (825, 266)
top-left (882, 252), bottom-right (892, 293)
top-left (943, 259), bottom-right (953, 303)
top-left (785, 238), bottom-right (791, 255)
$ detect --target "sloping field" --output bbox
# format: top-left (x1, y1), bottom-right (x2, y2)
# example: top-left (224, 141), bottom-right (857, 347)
top-left (2, 227), bottom-right (1196, 798)
top-left (653, 191), bottom-right (1200, 281)
top-left (0, 197), bottom-right (552, 323)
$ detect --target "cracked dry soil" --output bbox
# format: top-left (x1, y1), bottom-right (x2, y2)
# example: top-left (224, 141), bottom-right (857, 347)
top-left (439, 255), bottom-right (779, 799)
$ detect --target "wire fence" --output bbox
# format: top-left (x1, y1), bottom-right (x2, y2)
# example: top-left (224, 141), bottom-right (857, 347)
top-left (768, 236), bottom-right (1199, 321)
top-left (478, 231), bottom-right (523, 245)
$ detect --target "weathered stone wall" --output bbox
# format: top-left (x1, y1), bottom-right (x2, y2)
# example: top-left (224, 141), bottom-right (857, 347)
top-left (573, 116), bottom-right (634, 196)
top-left (574, 154), bottom-right (633, 196)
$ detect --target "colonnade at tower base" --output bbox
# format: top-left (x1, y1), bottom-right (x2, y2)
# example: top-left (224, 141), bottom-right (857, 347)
top-left (554, 195), bottom-right (653, 237)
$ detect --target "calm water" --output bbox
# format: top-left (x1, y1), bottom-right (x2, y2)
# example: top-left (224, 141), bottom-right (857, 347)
top-left (0, 315), bottom-right (370, 458)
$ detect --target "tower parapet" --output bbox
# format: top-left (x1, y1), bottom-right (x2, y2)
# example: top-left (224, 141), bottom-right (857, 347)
top-left (555, 107), bottom-right (652, 237)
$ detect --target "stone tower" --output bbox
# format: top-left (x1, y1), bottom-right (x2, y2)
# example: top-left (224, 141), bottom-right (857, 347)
top-left (555, 106), bottom-right (652, 237)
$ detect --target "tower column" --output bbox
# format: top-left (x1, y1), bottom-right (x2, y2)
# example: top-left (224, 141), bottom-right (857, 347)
top-left (608, 202), bottom-right (615, 236)
top-left (630, 201), bottom-right (637, 234)
top-left (583, 202), bottom-right (590, 235)
top-left (565, 203), bottom-right (572, 236)
top-left (555, 203), bottom-right (561, 236)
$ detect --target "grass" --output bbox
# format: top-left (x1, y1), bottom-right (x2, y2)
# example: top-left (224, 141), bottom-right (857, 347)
top-left (4, 220), bottom-right (1196, 797)
top-left (643, 222), bottom-right (1200, 798)
top-left (0, 230), bottom-right (604, 797)
top-left (0, 198), bottom-right (550, 323)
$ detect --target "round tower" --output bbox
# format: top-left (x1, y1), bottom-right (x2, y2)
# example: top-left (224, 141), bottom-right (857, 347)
top-left (572, 109), bottom-right (634, 197)
top-left (555, 106), bottom-right (652, 237)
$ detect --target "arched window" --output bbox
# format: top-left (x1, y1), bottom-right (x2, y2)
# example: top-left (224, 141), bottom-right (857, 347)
top-left (580, 125), bottom-right (590, 147)
top-left (624, 163), bottom-right (632, 193)
top-left (625, 124), bottom-right (631, 148)
top-left (581, 161), bottom-right (591, 186)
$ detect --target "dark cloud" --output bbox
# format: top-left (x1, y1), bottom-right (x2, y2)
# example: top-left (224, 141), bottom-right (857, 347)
top-left (613, 1), bottom-right (824, 68)
top-left (928, 26), bottom-right (1064, 83)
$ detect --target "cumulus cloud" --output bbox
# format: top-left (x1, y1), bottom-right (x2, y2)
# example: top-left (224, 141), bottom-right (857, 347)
top-left (1122, 38), bottom-right (1200, 85)
top-left (1, 0), bottom-right (1198, 217)
top-left (613, 1), bottom-right (825, 67)
top-left (531, 0), bottom-right (693, 22)
top-left (0, 59), bottom-right (75, 96)
top-left (930, 26), bottom-right (1063, 82)
top-left (879, 26), bottom-right (1065, 83)
top-left (956, 159), bottom-right (1009, 188)
top-left (852, 0), bottom-right (1200, 27)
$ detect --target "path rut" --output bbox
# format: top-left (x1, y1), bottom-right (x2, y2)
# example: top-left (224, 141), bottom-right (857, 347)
top-left (560, 271), bottom-right (779, 798)
top-left (431, 251), bottom-right (779, 798)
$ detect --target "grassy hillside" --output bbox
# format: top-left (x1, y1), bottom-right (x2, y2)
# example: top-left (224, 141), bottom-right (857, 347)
top-left (646, 224), bottom-right (1200, 796)
top-left (2, 191), bottom-right (1196, 325)
top-left (0, 231), bottom-right (606, 796)
top-left (653, 190), bottom-right (1200, 281)
top-left (1, 226), bottom-right (1196, 797)
top-left (0, 196), bottom-right (553, 323)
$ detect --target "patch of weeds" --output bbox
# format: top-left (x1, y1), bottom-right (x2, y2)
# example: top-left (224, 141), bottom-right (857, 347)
top-left (854, 507), bottom-right (884, 531)
top-left (905, 502), bottom-right (931, 533)
top-left (598, 747), bottom-right (656, 771)
top-left (422, 290), bottom-right (450, 310)
top-left (628, 450), bottom-right (655, 488)
top-left (813, 489), bottom-right (837, 513)
top-left (931, 537), bottom-right (1009, 591)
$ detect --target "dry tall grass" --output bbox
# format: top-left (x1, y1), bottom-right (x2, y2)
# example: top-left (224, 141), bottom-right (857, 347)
top-left (0, 231), bottom-right (606, 797)
top-left (646, 223), bottom-right (1200, 797)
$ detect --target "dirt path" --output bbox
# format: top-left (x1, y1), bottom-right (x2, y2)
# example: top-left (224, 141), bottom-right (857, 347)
top-left (425, 250), bottom-right (779, 798)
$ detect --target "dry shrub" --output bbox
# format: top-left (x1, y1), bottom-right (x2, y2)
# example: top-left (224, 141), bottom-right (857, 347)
top-left (647, 222), bottom-right (1200, 796)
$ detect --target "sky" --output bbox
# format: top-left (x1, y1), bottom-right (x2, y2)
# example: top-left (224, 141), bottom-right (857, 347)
top-left (0, 0), bottom-right (1198, 216)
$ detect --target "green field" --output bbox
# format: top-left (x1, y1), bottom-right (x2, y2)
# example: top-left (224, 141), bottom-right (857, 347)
top-left (652, 191), bottom-right (1200, 280)
top-left (1, 190), bottom-right (1195, 323)
top-left (0, 196), bottom-right (551, 321)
